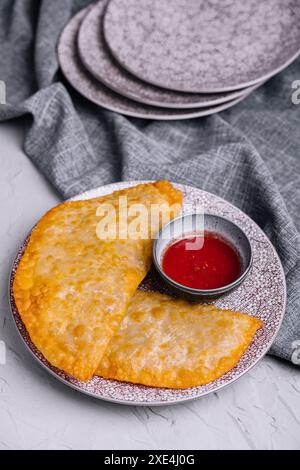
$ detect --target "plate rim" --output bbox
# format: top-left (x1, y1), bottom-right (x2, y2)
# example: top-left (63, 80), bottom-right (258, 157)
top-left (9, 180), bottom-right (287, 406)
top-left (103, 0), bottom-right (300, 94)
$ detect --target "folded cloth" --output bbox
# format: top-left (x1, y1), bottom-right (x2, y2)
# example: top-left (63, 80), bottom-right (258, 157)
top-left (0, 0), bottom-right (299, 364)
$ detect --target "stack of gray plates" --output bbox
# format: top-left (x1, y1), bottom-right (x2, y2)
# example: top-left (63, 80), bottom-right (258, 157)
top-left (58, 0), bottom-right (300, 120)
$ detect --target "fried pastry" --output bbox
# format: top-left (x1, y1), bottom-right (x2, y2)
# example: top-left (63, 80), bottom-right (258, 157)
top-left (96, 290), bottom-right (263, 388)
top-left (13, 182), bottom-right (182, 381)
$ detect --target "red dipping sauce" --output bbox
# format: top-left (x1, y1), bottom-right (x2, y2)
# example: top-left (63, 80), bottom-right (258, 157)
top-left (162, 231), bottom-right (241, 290)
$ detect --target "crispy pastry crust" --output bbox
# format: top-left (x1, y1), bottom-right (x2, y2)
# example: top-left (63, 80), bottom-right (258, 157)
top-left (96, 291), bottom-right (263, 389)
top-left (13, 181), bottom-right (182, 381)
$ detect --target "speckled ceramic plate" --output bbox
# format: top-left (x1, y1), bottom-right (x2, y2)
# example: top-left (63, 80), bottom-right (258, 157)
top-left (57, 7), bottom-right (252, 120)
top-left (104, 0), bottom-right (300, 93)
top-left (10, 181), bottom-right (286, 406)
top-left (78, 1), bottom-right (258, 109)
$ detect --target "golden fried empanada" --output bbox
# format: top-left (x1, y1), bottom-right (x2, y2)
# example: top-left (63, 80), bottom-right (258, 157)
top-left (96, 291), bottom-right (263, 388)
top-left (13, 182), bottom-right (182, 381)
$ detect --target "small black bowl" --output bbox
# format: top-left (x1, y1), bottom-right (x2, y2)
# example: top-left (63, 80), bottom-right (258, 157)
top-left (153, 213), bottom-right (253, 301)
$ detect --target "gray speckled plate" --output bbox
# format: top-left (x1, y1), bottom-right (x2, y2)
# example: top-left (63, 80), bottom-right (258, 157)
top-left (10, 181), bottom-right (286, 406)
top-left (78, 1), bottom-right (258, 109)
top-left (104, 0), bottom-right (300, 93)
top-left (57, 7), bottom-right (252, 120)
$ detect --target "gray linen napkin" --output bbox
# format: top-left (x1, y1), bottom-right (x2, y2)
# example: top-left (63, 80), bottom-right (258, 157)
top-left (0, 0), bottom-right (299, 364)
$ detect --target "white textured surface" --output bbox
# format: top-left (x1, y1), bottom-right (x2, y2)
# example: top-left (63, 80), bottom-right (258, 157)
top-left (0, 122), bottom-right (300, 450)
